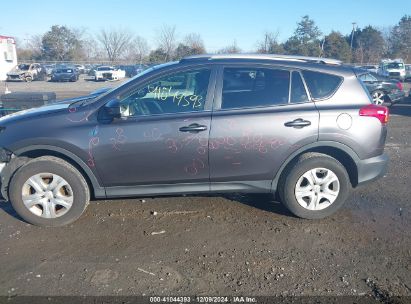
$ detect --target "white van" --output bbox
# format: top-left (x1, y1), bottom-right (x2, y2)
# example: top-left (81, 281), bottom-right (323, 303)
top-left (0, 35), bottom-right (17, 81)
top-left (378, 59), bottom-right (406, 81)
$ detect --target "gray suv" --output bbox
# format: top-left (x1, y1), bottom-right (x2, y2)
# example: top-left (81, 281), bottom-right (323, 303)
top-left (0, 54), bottom-right (389, 226)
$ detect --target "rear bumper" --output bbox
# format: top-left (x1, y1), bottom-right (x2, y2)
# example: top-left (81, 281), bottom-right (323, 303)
top-left (356, 153), bottom-right (389, 186)
top-left (387, 91), bottom-right (405, 103)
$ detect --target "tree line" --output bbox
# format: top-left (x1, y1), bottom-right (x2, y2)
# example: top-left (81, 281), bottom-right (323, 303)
top-left (17, 15), bottom-right (411, 64)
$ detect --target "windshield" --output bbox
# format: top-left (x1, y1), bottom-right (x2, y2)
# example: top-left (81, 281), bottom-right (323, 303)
top-left (69, 62), bottom-right (177, 108)
top-left (387, 63), bottom-right (404, 69)
top-left (97, 67), bottom-right (113, 71)
top-left (18, 64), bottom-right (30, 70)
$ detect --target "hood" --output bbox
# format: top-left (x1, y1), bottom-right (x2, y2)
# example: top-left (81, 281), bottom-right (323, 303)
top-left (0, 91), bottom-right (104, 125)
top-left (7, 66), bottom-right (29, 75)
top-left (7, 71), bottom-right (25, 76)
top-left (0, 102), bottom-right (70, 124)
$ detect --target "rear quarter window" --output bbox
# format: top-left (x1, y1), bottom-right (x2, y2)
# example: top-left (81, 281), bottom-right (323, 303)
top-left (302, 70), bottom-right (343, 100)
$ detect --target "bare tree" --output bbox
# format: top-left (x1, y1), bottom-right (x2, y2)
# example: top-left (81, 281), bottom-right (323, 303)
top-left (156, 25), bottom-right (177, 61)
top-left (97, 28), bottom-right (133, 63)
top-left (218, 40), bottom-right (241, 54)
top-left (184, 33), bottom-right (206, 53)
top-left (125, 36), bottom-right (149, 64)
top-left (256, 31), bottom-right (283, 54)
top-left (82, 36), bottom-right (101, 62)
top-left (25, 34), bottom-right (43, 59)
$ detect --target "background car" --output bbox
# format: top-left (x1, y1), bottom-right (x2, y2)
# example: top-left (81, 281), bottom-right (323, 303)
top-left (94, 66), bottom-right (126, 81)
top-left (359, 65), bottom-right (378, 73)
top-left (83, 64), bottom-right (92, 75)
top-left (405, 64), bottom-right (411, 82)
top-left (377, 59), bottom-right (406, 81)
top-left (44, 64), bottom-right (56, 76)
top-left (50, 67), bottom-right (79, 82)
top-left (74, 64), bottom-right (85, 74)
top-left (6, 63), bottom-right (47, 82)
top-left (357, 70), bottom-right (405, 105)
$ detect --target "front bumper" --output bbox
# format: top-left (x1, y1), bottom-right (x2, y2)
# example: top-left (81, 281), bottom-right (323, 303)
top-left (356, 153), bottom-right (389, 185)
top-left (7, 74), bottom-right (24, 81)
top-left (52, 76), bottom-right (75, 81)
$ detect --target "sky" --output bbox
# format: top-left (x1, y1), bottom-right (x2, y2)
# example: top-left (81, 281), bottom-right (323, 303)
top-left (1, 0), bottom-right (410, 52)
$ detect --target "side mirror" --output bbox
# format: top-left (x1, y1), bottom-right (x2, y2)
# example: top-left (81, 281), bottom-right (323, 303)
top-left (98, 99), bottom-right (121, 123)
top-left (106, 103), bottom-right (121, 118)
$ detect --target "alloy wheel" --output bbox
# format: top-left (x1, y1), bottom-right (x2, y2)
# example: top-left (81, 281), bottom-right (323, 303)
top-left (372, 91), bottom-right (385, 105)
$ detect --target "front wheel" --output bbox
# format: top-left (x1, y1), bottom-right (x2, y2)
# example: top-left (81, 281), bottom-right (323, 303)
top-left (278, 153), bottom-right (351, 219)
top-left (9, 156), bottom-right (90, 226)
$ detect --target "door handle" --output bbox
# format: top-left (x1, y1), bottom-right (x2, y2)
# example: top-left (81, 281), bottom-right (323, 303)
top-left (179, 123), bottom-right (208, 133)
top-left (284, 118), bottom-right (311, 128)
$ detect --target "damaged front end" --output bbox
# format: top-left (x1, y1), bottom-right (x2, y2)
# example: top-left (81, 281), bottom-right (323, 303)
top-left (6, 72), bottom-right (25, 81)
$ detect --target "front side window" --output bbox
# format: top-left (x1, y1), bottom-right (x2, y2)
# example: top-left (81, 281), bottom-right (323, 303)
top-left (119, 68), bottom-right (211, 117)
top-left (221, 68), bottom-right (290, 109)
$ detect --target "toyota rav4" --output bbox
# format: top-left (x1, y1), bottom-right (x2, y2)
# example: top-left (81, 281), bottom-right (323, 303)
top-left (0, 54), bottom-right (389, 226)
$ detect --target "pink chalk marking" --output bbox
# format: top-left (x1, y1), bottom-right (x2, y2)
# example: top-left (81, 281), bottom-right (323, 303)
top-left (87, 137), bottom-right (99, 167)
top-left (110, 128), bottom-right (126, 150)
top-left (66, 110), bottom-right (94, 123)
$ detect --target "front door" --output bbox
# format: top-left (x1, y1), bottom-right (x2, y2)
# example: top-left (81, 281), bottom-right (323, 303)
top-left (92, 67), bottom-right (215, 190)
top-left (209, 66), bottom-right (319, 191)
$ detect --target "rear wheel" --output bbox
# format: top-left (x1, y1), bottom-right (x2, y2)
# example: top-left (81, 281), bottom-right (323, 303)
top-left (372, 90), bottom-right (385, 105)
top-left (279, 153), bottom-right (351, 219)
top-left (9, 156), bottom-right (90, 226)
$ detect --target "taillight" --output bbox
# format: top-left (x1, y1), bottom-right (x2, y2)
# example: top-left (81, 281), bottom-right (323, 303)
top-left (359, 104), bottom-right (389, 124)
top-left (396, 81), bottom-right (403, 91)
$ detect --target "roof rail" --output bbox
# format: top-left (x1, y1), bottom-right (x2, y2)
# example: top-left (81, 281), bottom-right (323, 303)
top-left (180, 53), bottom-right (342, 65)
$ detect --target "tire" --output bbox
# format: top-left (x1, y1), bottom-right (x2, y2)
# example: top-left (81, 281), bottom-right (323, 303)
top-left (9, 156), bottom-right (90, 226)
top-left (24, 75), bottom-right (33, 82)
top-left (278, 153), bottom-right (351, 219)
top-left (371, 90), bottom-right (385, 105)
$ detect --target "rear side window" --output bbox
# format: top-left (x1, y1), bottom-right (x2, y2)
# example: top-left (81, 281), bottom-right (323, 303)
top-left (302, 70), bottom-right (342, 99)
top-left (221, 68), bottom-right (290, 109)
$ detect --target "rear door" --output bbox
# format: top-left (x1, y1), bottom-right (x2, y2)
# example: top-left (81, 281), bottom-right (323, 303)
top-left (209, 64), bottom-right (319, 191)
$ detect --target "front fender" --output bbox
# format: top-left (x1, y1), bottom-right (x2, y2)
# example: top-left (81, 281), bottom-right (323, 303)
top-left (12, 145), bottom-right (106, 198)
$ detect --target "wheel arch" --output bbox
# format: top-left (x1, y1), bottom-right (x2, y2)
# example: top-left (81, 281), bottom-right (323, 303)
top-left (8, 145), bottom-right (105, 200)
top-left (271, 141), bottom-right (360, 192)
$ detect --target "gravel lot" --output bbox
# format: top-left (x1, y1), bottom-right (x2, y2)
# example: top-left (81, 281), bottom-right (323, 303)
top-left (0, 78), bottom-right (410, 300)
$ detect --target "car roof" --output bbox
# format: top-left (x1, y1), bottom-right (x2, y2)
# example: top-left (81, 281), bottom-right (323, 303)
top-left (181, 53), bottom-right (343, 65)
top-left (179, 54), bottom-right (354, 76)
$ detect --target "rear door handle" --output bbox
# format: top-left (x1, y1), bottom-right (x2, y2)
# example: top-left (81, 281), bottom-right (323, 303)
top-left (284, 118), bottom-right (311, 128)
top-left (179, 123), bottom-right (208, 133)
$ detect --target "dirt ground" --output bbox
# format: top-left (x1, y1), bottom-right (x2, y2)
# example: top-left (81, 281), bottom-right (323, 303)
top-left (0, 77), bottom-right (410, 301)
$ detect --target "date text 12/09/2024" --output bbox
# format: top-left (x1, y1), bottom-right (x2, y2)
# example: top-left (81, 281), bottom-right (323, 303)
top-left (149, 296), bottom-right (257, 303)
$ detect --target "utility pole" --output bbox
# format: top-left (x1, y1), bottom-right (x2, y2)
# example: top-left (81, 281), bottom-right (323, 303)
top-left (350, 22), bottom-right (357, 51)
